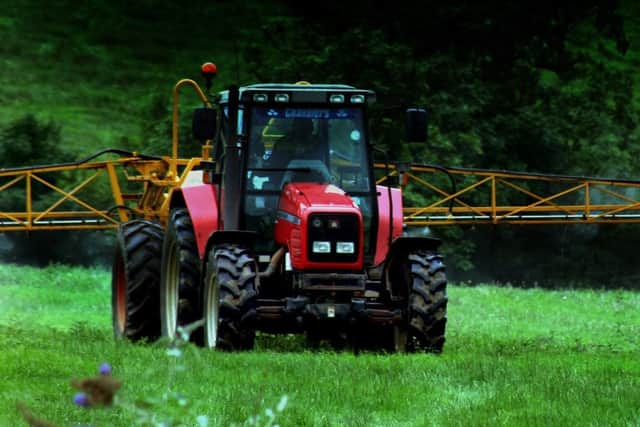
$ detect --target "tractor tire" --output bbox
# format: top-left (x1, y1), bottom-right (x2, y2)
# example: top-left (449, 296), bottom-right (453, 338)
top-left (406, 251), bottom-right (447, 352)
top-left (111, 220), bottom-right (164, 341)
top-left (160, 208), bottom-right (203, 344)
top-left (202, 244), bottom-right (258, 350)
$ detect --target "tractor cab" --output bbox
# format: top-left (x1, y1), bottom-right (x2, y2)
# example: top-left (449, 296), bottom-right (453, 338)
top-left (217, 84), bottom-right (379, 267)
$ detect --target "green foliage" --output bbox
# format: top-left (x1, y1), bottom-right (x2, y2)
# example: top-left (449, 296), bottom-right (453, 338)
top-left (0, 114), bottom-right (66, 167)
top-left (0, 264), bottom-right (638, 426)
top-left (137, 92), bottom-right (205, 159)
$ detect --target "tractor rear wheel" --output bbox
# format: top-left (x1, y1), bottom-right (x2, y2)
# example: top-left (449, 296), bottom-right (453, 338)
top-left (202, 244), bottom-right (258, 350)
top-left (160, 208), bottom-right (203, 344)
top-left (406, 251), bottom-right (447, 352)
top-left (111, 220), bottom-right (164, 341)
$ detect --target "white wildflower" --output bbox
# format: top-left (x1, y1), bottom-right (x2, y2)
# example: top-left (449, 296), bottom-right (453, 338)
top-left (276, 395), bottom-right (288, 412)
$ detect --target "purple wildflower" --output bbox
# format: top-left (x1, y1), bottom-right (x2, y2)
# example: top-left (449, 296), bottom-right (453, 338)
top-left (73, 392), bottom-right (89, 407)
top-left (98, 362), bottom-right (112, 376)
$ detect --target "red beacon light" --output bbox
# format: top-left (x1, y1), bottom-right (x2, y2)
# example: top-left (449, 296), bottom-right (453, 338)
top-left (200, 62), bottom-right (217, 90)
top-left (201, 62), bottom-right (217, 77)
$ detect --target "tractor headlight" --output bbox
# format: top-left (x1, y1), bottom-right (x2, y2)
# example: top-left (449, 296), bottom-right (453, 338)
top-left (312, 241), bottom-right (331, 253)
top-left (336, 241), bottom-right (355, 254)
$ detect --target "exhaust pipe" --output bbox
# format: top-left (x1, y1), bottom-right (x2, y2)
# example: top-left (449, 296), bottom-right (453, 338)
top-left (260, 247), bottom-right (286, 278)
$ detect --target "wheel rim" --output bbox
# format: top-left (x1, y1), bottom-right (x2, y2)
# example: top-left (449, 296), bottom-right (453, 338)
top-left (204, 274), bottom-right (220, 348)
top-left (114, 256), bottom-right (127, 334)
top-left (163, 242), bottom-right (179, 339)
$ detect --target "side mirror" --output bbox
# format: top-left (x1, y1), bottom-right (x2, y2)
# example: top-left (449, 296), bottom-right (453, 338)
top-left (406, 108), bottom-right (428, 143)
top-left (192, 107), bottom-right (217, 141)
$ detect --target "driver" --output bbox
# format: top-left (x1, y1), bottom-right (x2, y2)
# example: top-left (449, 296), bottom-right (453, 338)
top-left (268, 118), bottom-right (325, 167)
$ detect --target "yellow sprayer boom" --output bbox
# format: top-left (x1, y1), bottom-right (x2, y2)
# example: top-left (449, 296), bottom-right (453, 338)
top-left (0, 150), bottom-right (202, 231)
top-left (379, 163), bottom-right (640, 226)
top-left (3, 152), bottom-right (640, 232)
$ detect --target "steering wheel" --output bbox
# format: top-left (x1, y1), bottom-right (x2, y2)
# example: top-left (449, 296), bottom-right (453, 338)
top-left (281, 159), bottom-right (333, 186)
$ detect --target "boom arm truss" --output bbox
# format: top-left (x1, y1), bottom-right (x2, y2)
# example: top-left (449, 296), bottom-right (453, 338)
top-left (379, 163), bottom-right (640, 226)
top-left (0, 150), bottom-right (202, 231)
top-left (3, 156), bottom-right (640, 232)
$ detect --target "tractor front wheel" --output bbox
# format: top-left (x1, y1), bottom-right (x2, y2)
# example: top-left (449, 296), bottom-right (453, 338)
top-left (111, 220), bottom-right (164, 341)
top-left (202, 245), bottom-right (258, 350)
top-left (406, 251), bottom-right (448, 352)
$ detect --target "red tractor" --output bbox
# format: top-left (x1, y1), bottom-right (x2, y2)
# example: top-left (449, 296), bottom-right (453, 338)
top-left (112, 70), bottom-right (447, 352)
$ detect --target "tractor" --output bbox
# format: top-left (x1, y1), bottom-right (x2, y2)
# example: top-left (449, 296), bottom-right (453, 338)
top-left (112, 64), bottom-right (447, 352)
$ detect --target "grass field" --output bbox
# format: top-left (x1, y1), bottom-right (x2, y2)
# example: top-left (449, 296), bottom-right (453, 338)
top-left (0, 264), bottom-right (638, 426)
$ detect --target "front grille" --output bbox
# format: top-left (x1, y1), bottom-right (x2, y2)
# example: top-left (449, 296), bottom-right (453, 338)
top-left (307, 213), bottom-right (359, 262)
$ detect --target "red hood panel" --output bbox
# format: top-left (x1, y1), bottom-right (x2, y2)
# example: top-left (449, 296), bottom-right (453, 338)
top-left (276, 182), bottom-right (364, 271)
top-left (281, 183), bottom-right (358, 213)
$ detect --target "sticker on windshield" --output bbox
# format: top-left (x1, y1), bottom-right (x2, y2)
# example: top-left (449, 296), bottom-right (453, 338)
top-left (350, 130), bottom-right (361, 141)
top-left (255, 107), bottom-right (359, 120)
top-left (289, 109), bottom-right (354, 119)
top-left (254, 109), bottom-right (357, 119)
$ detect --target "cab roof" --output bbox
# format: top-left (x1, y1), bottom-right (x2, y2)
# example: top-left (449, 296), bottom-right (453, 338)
top-left (218, 83), bottom-right (376, 105)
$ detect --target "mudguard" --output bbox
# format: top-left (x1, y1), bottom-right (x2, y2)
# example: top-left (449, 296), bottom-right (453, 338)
top-left (172, 184), bottom-right (220, 259)
top-left (374, 185), bottom-right (404, 265)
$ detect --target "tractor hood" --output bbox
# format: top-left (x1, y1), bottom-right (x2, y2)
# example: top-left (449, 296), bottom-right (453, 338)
top-left (278, 182), bottom-right (359, 215)
top-left (274, 182), bottom-right (364, 270)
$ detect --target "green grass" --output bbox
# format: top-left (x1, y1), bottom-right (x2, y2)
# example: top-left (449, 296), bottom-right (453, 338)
top-left (0, 264), bottom-right (638, 426)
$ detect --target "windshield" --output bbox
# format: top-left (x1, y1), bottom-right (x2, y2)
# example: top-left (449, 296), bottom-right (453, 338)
top-left (246, 106), bottom-right (370, 192)
top-left (243, 105), bottom-right (375, 257)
